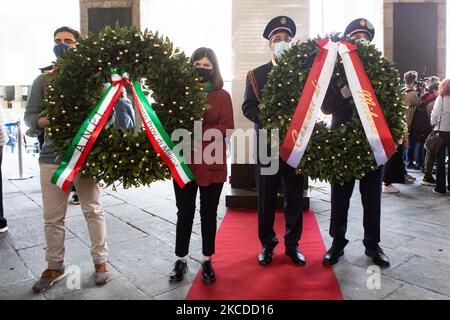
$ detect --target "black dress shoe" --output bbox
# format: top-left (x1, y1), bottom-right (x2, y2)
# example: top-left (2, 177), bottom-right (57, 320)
top-left (258, 248), bottom-right (274, 266)
top-left (285, 250), bottom-right (306, 266)
top-left (169, 260), bottom-right (188, 282)
top-left (365, 246), bottom-right (390, 268)
top-left (202, 261), bottom-right (216, 283)
top-left (323, 247), bottom-right (344, 266)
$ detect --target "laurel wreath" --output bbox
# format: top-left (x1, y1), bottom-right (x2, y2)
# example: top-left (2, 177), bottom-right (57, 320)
top-left (43, 26), bottom-right (206, 189)
top-left (259, 36), bottom-right (405, 185)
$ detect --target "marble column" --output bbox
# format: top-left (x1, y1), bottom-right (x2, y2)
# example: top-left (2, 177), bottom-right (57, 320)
top-left (227, 0), bottom-right (310, 209)
top-left (231, 0), bottom-right (310, 163)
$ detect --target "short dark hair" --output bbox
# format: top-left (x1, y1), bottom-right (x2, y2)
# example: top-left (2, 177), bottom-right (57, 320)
top-left (53, 26), bottom-right (80, 40)
top-left (428, 83), bottom-right (439, 93)
top-left (190, 47), bottom-right (224, 91)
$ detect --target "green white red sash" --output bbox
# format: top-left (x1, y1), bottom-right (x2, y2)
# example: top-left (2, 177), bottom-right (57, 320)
top-left (52, 72), bottom-right (194, 192)
top-left (280, 39), bottom-right (396, 169)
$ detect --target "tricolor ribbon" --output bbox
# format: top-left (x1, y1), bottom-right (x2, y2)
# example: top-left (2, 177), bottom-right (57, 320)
top-left (52, 71), bottom-right (194, 192)
top-left (280, 39), bottom-right (396, 169)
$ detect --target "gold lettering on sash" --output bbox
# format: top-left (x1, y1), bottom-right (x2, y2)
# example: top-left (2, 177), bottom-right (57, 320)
top-left (358, 90), bottom-right (378, 134)
top-left (292, 130), bottom-right (301, 147)
top-left (291, 80), bottom-right (322, 149)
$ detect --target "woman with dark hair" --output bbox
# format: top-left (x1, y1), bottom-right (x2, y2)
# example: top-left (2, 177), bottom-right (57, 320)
top-left (169, 47), bottom-right (234, 283)
top-left (430, 79), bottom-right (450, 194)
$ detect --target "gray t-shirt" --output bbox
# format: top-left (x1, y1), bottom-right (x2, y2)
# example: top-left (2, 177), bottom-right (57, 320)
top-left (24, 73), bottom-right (62, 164)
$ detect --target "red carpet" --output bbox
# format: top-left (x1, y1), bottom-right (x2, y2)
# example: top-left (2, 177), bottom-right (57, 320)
top-left (187, 210), bottom-right (343, 300)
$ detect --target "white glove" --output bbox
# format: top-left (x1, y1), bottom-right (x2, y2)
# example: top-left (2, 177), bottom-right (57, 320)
top-left (340, 85), bottom-right (352, 99)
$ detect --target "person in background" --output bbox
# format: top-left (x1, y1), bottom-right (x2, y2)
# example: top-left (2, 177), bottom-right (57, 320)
top-left (6, 124), bottom-right (17, 153)
top-left (403, 71), bottom-right (421, 170)
top-left (0, 107), bottom-right (7, 233)
top-left (420, 82), bottom-right (440, 186)
top-left (114, 87), bottom-right (136, 129)
top-left (382, 144), bottom-right (414, 194)
top-left (426, 76), bottom-right (440, 93)
top-left (70, 187), bottom-right (80, 205)
top-left (409, 82), bottom-right (438, 173)
top-left (430, 79), bottom-right (450, 195)
top-left (169, 47), bottom-right (234, 283)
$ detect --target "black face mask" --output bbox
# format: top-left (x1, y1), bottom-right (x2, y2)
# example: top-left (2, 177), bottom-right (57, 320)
top-left (196, 68), bottom-right (213, 83)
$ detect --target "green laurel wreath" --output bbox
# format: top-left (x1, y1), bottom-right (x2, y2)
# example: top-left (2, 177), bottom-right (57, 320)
top-left (43, 26), bottom-right (207, 189)
top-left (259, 36), bottom-right (405, 185)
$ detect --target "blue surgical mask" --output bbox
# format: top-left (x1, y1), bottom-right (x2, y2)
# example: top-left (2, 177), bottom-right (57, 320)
top-left (53, 43), bottom-right (70, 58)
top-left (274, 41), bottom-right (291, 59)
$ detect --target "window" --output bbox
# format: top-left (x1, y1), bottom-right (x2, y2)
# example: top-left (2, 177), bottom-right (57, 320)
top-left (0, 0), bottom-right (80, 85)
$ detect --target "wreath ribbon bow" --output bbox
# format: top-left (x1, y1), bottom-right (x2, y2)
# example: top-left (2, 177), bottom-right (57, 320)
top-left (111, 72), bottom-right (130, 85)
top-left (280, 39), bottom-right (396, 169)
top-left (51, 69), bottom-right (194, 192)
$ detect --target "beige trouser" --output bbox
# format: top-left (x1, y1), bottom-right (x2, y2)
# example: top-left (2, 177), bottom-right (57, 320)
top-left (40, 163), bottom-right (108, 270)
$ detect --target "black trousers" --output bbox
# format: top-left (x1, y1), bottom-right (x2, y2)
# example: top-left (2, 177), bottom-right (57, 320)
top-left (329, 167), bottom-right (383, 250)
top-left (383, 145), bottom-right (407, 185)
top-left (256, 159), bottom-right (305, 251)
top-left (407, 136), bottom-right (425, 167)
top-left (173, 181), bottom-right (224, 257)
top-left (435, 131), bottom-right (450, 193)
top-left (0, 146), bottom-right (4, 223)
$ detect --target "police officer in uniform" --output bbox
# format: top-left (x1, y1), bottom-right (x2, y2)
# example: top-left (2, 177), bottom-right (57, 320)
top-left (242, 16), bottom-right (306, 266)
top-left (322, 18), bottom-right (390, 268)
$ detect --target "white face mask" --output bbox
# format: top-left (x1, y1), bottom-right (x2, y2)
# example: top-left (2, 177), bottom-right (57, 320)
top-left (274, 41), bottom-right (291, 59)
top-left (356, 38), bottom-right (371, 46)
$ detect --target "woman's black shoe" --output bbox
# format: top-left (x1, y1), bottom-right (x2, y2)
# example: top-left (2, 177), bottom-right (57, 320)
top-left (169, 260), bottom-right (188, 282)
top-left (202, 261), bottom-right (216, 283)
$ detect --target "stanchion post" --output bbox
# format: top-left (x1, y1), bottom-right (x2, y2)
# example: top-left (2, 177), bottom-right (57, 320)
top-left (8, 120), bottom-right (33, 181)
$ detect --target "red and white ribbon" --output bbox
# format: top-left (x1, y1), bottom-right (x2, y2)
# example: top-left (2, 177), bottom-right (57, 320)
top-left (280, 39), bottom-right (396, 169)
top-left (337, 41), bottom-right (396, 166)
top-left (280, 39), bottom-right (339, 167)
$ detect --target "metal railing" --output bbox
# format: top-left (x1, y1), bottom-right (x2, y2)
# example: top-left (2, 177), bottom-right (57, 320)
top-left (6, 120), bottom-right (33, 181)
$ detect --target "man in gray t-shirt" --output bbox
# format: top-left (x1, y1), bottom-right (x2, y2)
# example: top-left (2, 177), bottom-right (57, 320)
top-left (24, 26), bottom-right (111, 294)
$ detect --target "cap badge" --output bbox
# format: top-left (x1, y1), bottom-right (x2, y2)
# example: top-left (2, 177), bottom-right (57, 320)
top-left (360, 19), bottom-right (367, 27)
top-left (281, 17), bottom-right (287, 25)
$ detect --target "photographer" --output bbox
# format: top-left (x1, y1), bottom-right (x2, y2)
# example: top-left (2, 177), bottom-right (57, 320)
top-left (403, 71), bottom-right (422, 170)
top-left (421, 82), bottom-right (440, 186)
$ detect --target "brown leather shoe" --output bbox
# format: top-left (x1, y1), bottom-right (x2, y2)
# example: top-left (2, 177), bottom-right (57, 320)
top-left (94, 263), bottom-right (111, 286)
top-left (32, 268), bottom-right (66, 293)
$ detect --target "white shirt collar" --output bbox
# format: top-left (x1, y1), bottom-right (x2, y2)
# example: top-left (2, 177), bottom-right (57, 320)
top-left (271, 58), bottom-right (279, 67)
